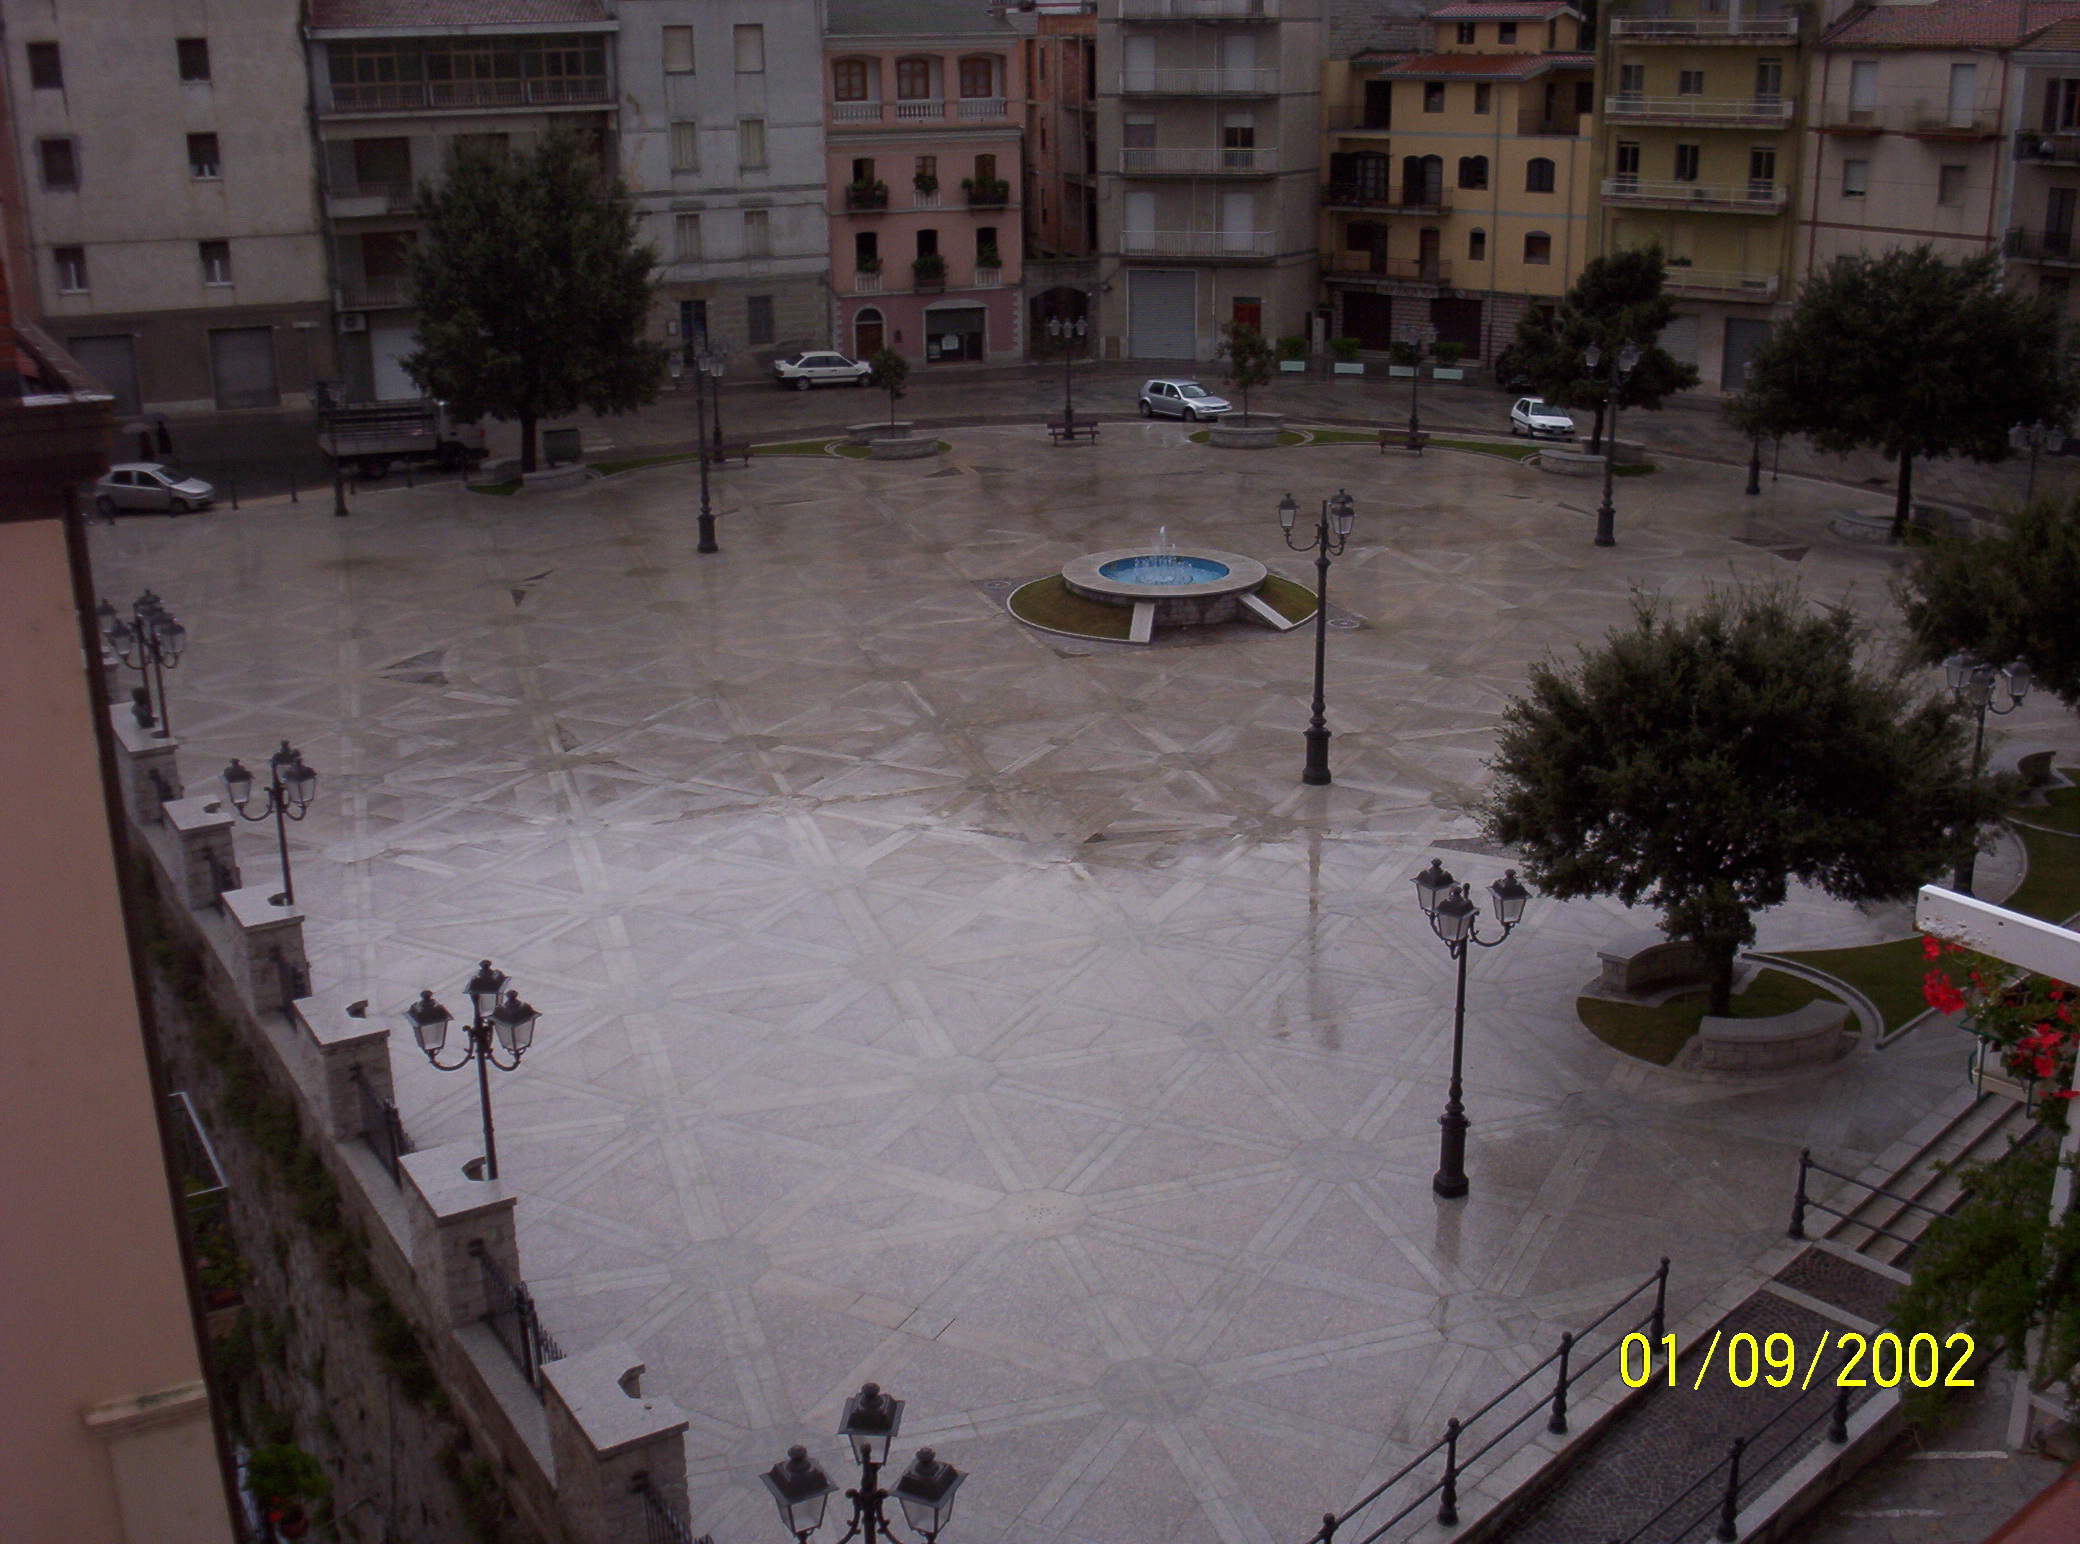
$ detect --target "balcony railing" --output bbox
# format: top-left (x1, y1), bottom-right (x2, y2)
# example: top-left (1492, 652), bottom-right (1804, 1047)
top-left (1605, 94), bottom-right (1795, 124)
top-left (329, 76), bottom-right (610, 112)
top-left (1324, 185), bottom-right (1448, 214)
top-left (957, 97), bottom-right (1009, 119)
top-left (1122, 228), bottom-right (1276, 256)
top-left (1326, 252), bottom-right (1450, 285)
top-left (895, 98), bottom-right (946, 120)
top-left (1601, 176), bottom-right (1788, 211)
top-left (845, 183), bottom-right (890, 211)
top-left (974, 265), bottom-right (1003, 287)
top-left (964, 180), bottom-right (1011, 206)
top-left (853, 270), bottom-right (883, 293)
top-left (1818, 106), bottom-right (1885, 134)
top-left (335, 276), bottom-right (411, 308)
top-left (1120, 0), bottom-right (1279, 17)
top-left (1122, 146), bottom-right (1277, 174)
top-left (911, 188), bottom-right (944, 209)
top-left (324, 181), bottom-right (413, 216)
top-left (2006, 228), bottom-right (2080, 265)
top-left (2016, 131), bottom-right (2080, 163)
top-left (833, 100), bottom-right (883, 122)
top-left (1662, 267), bottom-right (1780, 298)
top-left (1608, 15), bottom-right (1799, 38)
top-left (1908, 113), bottom-right (1997, 139)
top-left (1120, 67), bottom-right (1280, 95)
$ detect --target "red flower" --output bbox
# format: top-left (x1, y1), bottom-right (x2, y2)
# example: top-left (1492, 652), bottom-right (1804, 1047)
top-left (1923, 935), bottom-right (1944, 961)
top-left (1925, 971), bottom-right (1969, 1015)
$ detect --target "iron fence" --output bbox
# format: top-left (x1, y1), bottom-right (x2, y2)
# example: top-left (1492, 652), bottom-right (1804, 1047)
top-left (474, 1241), bottom-right (565, 1397)
top-left (166, 1090), bottom-right (230, 1219)
top-left (633, 1472), bottom-right (713, 1544)
top-left (1788, 1148), bottom-right (1946, 1251)
top-left (351, 1067), bottom-right (411, 1187)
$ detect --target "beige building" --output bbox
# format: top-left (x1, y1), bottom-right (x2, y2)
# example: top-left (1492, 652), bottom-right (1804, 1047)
top-left (1094, 0), bottom-right (1325, 360)
top-left (2, 0), bottom-right (331, 415)
top-left (1997, 15), bottom-right (2080, 327)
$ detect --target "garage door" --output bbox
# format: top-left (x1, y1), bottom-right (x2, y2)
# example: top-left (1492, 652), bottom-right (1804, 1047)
top-left (68, 334), bottom-right (140, 415)
top-left (1659, 314), bottom-right (1699, 368)
top-left (208, 327), bottom-right (280, 410)
top-left (371, 325), bottom-right (421, 401)
top-left (1722, 318), bottom-right (1772, 391)
top-left (1129, 269), bottom-right (1196, 360)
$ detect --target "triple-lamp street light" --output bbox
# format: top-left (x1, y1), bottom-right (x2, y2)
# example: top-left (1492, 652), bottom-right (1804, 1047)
top-left (1045, 314), bottom-right (1089, 431)
top-left (1581, 341), bottom-right (1641, 549)
top-left (684, 339), bottom-right (730, 555)
top-left (1412, 859), bottom-right (1531, 1200)
top-left (222, 741), bottom-right (319, 906)
top-left (761, 1382), bottom-right (966, 1544)
top-left (405, 961), bottom-right (540, 1182)
top-left (1279, 488), bottom-right (1356, 787)
top-left (1943, 651), bottom-right (2032, 894)
top-left (97, 590), bottom-right (188, 737)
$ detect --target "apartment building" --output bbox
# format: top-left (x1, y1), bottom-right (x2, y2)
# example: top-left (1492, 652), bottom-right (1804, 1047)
top-left (619, 0), bottom-right (831, 365)
top-left (1591, 0), bottom-right (1808, 391)
top-left (1095, 0), bottom-right (1325, 360)
top-left (2, 0), bottom-right (329, 415)
top-left (1321, 1), bottom-right (1593, 361)
top-left (305, 0), bottom-right (620, 402)
top-left (1024, 0), bottom-right (1100, 261)
top-left (825, 0), bottom-right (1025, 365)
top-left (1995, 15), bottom-right (2080, 326)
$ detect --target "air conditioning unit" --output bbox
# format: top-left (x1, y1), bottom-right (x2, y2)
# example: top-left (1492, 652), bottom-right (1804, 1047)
top-left (338, 312), bottom-right (367, 333)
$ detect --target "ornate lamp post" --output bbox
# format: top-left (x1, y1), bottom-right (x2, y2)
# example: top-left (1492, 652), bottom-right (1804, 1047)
top-left (222, 741), bottom-right (318, 905)
top-left (1943, 652), bottom-right (2031, 893)
top-left (1279, 488), bottom-right (1356, 786)
top-left (1402, 334), bottom-right (1430, 442)
top-left (1046, 314), bottom-right (1088, 430)
top-left (761, 1383), bottom-right (966, 1544)
top-left (405, 961), bottom-right (540, 1181)
top-left (1582, 341), bottom-right (1641, 548)
top-left (691, 341), bottom-right (728, 555)
top-left (1412, 860), bottom-right (1530, 1199)
top-left (97, 590), bottom-right (188, 738)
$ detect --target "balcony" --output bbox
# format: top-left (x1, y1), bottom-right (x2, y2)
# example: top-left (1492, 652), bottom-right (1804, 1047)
top-left (1607, 15), bottom-right (1799, 40)
top-left (1601, 176), bottom-right (1788, 212)
top-left (2006, 228), bottom-right (2080, 266)
top-left (1121, 228), bottom-right (1276, 257)
top-left (1326, 252), bottom-right (1451, 286)
top-left (895, 98), bottom-right (946, 121)
top-left (1119, 68), bottom-right (1280, 96)
top-left (833, 100), bottom-right (884, 123)
top-left (324, 181), bottom-right (413, 218)
top-left (853, 269), bottom-right (883, 293)
top-left (1324, 105), bottom-right (1394, 135)
top-left (1907, 112), bottom-right (1997, 141)
top-left (1119, 0), bottom-right (1280, 19)
top-left (328, 77), bottom-right (610, 113)
top-left (844, 182), bottom-right (891, 212)
top-left (2016, 132), bottom-right (2080, 164)
top-left (1121, 146), bottom-right (1277, 175)
top-left (964, 180), bottom-right (1011, 207)
top-left (1818, 106), bottom-right (1885, 136)
top-left (911, 187), bottom-right (944, 209)
top-left (1323, 185), bottom-right (1447, 214)
top-left (1605, 94), bottom-right (1796, 126)
top-left (956, 97), bottom-right (1009, 120)
top-left (1661, 267), bottom-right (1780, 299)
top-left (974, 265), bottom-right (1003, 287)
top-left (335, 276), bottom-right (410, 309)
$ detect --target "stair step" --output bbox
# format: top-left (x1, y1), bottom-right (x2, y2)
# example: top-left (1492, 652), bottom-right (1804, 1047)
top-left (1822, 1095), bottom-right (2030, 1264)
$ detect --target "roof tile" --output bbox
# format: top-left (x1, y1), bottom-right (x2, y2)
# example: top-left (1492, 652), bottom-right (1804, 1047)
top-left (309, 0), bottom-right (608, 28)
top-left (1822, 0), bottom-right (2080, 50)
top-left (1381, 49), bottom-right (1591, 77)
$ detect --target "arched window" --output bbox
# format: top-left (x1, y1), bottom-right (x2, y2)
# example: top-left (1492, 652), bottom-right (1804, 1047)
top-left (1403, 154), bottom-right (1442, 206)
top-left (1468, 227), bottom-right (1487, 260)
top-left (958, 55), bottom-right (999, 99)
top-left (1524, 230), bottom-right (1553, 264)
top-left (1458, 155), bottom-right (1489, 190)
top-left (1526, 157), bottom-right (1556, 193)
top-left (895, 56), bottom-right (934, 100)
top-left (855, 306), bottom-right (886, 357)
top-left (833, 58), bottom-right (872, 100)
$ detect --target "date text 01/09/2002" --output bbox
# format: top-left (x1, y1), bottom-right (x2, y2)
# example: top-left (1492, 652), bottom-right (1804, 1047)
top-left (1617, 1329), bottom-right (1977, 1392)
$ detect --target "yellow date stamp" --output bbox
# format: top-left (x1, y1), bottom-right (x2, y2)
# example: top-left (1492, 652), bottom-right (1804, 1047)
top-left (1619, 1329), bottom-right (1977, 1391)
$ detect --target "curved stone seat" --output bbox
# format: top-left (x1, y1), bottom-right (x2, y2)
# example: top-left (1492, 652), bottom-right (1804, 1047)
top-left (1208, 415), bottom-right (1283, 450)
top-left (1597, 931), bottom-right (1708, 996)
top-left (1829, 509), bottom-right (1896, 543)
top-left (1538, 448), bottom-right (1606, 477)
top-left (1696, 999), bottom-right (1851, 1073)
top-left (849, 420), bottom-right (912, 445)
top-left (869, 436), bottom-right (940, 461)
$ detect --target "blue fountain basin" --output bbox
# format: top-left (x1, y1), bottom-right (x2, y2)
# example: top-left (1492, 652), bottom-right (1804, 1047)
top-left (1097, 555), bottom-right (1233, 587)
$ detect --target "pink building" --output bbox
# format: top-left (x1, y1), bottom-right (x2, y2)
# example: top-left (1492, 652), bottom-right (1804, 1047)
top-left (826, 0), bottom-right (1025, 365)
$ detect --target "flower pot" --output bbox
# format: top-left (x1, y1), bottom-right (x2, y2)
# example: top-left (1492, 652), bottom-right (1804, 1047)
top-left (1386, 364), bottom-right (1416, 378)
top-left (1431, 366), bottom-right (1466, 380)
top-left (1332, 362), bottom-right (1365, 376)
top-left (1278, 359), bottom-right (1307, 373)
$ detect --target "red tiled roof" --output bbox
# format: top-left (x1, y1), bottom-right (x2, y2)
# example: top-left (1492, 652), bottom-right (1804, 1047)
top-left (1382, 49), bottom-right (1591, 77)
top-left (2023, 14), bottom-right (2080, 45)
top-left (309, 0), bottom-right (608, 28)
top-left (1428, 2), bottom-right (1576, 19)
top-left (1823, 0), bottom-right (2080, 49)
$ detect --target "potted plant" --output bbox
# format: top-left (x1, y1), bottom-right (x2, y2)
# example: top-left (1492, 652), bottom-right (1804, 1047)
top-left (1386, 340), bottom-right (1420, 378)
top-left (246, 1444), bottom-right (329, 1541)
top-left (1276, 334), bottom-right (1308, 373)
top-left (1330, 336), bottom-right (1366, 376)
top-left (911, 252), bottom-right (947, 288)
top-left (846, 179), bottom-right (889, 211)
top-left (976, 243), bottom-right (1002, 272)
top-left (855, 253), bottom-right (882, 275)
top-left (961, 176), bottom-right (1010, 207)
top-left (1431, 340), bottom-right (1468, 380)
top-left (913, 170), bottom-right (939, 195)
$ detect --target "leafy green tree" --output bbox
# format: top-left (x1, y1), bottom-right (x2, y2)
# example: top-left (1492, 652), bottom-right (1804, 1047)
top-left (1899, 492), bottom-right (2080, 707)
top-left (1483, 583), bottom-right (1995, 1015)
top-left (867, 346), bottom-right (909, 429)
top-left (1738, 247), bottom-right (2074, 539)
top-left (1219, 321), bottom-right (1277, 422)
top-left (1505, 247), bottom-right (1698, 450)
top-left (403, 133), bottom-right (667, 472)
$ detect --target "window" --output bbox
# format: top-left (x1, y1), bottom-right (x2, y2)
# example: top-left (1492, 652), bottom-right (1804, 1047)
top-left (854, 231), bottom-right (877, 266)
top-left (914, 154), bottom-right (935, 183)
top-left (1499, 22), bottom-right (1517, 41)
top-left (1673, 143), bottom-right (1700, 181)
top-left (834, 59), bottom-right (870, 100)
top-left (734, 25), bottom-right (765, 73)
top-left (976, 225), bottom-right (998, 264)
top-left (1678, 70), bottom-right (1704, 96)
top-left (663, 25), bottom-right (695, 74)
top-left (39, 138), bottom-right (78, 190)
top-left (1939, 163), bottom-right (1967, 206)
top-left (1615, 142), bottom-right (1640, 182)
top-left (1457, 21), bottom-right (1476, 43)
top-left (1575, 81), bottom-right (1593, 115)
top-left (188, 132), bottom-right (221, 179)
top-left (746, 294), bottom-right (775, 346)
top-left (177, 37), bottom-right (211, 81)
top-left (1949, 62), bottom-right (1977, 124)
top-left (1842, 158), bottom-right (1869, 196)
top-left (1363, 79), bottom-right (1392, 128)
top-left (1748, 147), bottom-right (1776, 186)
top-left (670, 121), bottom-right (700, 171)
top-left (1526, 156), bottom-right (1555, 192)
top-left (27, 41), bottom-right (61, 90)
top-left (1457, 155), bottom-right (1488, 189)
top-left (738, 118), bottom-right (766, 170)
top-left (1618, 64), bottom-right (1644, 98)
top-left (744, 209), bottom-right (770, 258)
top-left (960, 57), bottom-right (995, 99)
top-left (852, 156), bottom-right (877, 184)
top-left (916, 228), bottom-right (938, 258)
top-left (1468, 227), bottom-right (1486, 260)
top-left (200, 239), bottom-right (232, 285)
top-left (675, 212), bottom-right (702, 260)
top-left (1755, 57), bottom-right (1783, 99)
top-left (54, 245), bottom-right (87, 293)
top-left (1475, 82), bottom-right (1491, 114)
top-left (1424, 81), bottom-right (1445, 113)
top-left (1849, 60), bottom-right (1877, 112)
top-left (897, 57), bottom-right (932, 99)
top-left (975, 152), bottom-right (998, 182)
top-left (1524, 231), bottom-right (1551, 263)
top-left (2049, 78), bottom-right (2080, 131)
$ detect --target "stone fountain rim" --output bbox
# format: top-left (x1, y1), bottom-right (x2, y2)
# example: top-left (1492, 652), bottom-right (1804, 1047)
top-left (1062, 546), bottom-right (1268, 604)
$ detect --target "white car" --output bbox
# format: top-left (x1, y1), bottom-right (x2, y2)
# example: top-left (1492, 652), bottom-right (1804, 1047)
top-left (92, 462), bottom-right (217, 516)
top-left (772, 351), bottom-right (872, 390)
top-left (1510, 397), bottom-right (1577, 439)
top-left (1138, 379), bottom-right (1232, 421)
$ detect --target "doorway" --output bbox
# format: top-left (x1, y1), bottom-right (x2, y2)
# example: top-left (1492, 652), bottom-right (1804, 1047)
top-left (855, 307), bottom-right (886, 357)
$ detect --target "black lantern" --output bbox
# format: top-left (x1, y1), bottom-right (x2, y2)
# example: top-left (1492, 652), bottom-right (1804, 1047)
top-left (760, 1381), bottom-right (966, 1544)
top-left (408, 960), bottom-right (538, 1180)
top-left (763, 1447), bottom-right (838, 1539)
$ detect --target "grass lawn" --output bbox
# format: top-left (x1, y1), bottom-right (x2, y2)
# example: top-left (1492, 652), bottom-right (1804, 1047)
top-left (755, 440), bottom-right (843, 456)
top-left (1613, 462), bottom-right (1659, 476)
top-left (2003, 818), bottom-right (2080, 925)
top-left (1257, 575), bottom-right (1318, 624)
top-left (1774, 937), bottom-right (1964, 1038)
top-left (834, 440), bottom-right (950, 459)
top-left (2017, 773), bottom-right (2080, 835)
top-left (1187, 429), bottom-right (1310, 446)
top-left (1006, 576), bottom-right (1132, 640)
top-left (590, 451), bottom-right (697, 475)
top-left (465, 479), bottom-right (521, 497)
top-left (1578, 968), bottom-right (1841, 1066)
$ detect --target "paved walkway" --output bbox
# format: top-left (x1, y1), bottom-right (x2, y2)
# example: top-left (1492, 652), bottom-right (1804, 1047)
top-left (91, 425), bottom-right (2080, 1544)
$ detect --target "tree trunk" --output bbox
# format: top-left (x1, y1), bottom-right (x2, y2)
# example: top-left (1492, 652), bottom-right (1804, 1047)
top-left (1705, 936), bottom-right (1739, 1018)
top-left (518, 411), bottom-right (537, 474)
top-left (1589, 403), bottom-right (1607, 455)
top-left (1889, 447), bottom-right (1913, 540)
top-left (888, 391), bottom-right (897, 429)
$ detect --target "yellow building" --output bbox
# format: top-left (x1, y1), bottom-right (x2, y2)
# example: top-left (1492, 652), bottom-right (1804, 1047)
top-left (1592, 0), bottom-right (1808, 390)
top-left (1320, 1), bottom-right (1594, 360)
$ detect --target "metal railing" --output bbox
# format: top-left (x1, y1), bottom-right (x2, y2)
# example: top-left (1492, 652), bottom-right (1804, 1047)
top-left (1601, 177), bottom-right (1788, 210)
top-left (330, 77), bottom-right (609, 112)
top-left (1121, 227), bottom-right (1277, 256)
top-left (1909, 113), bottom-right (1996, 137)
top-left (632, 1473), bottom-right (713, 1544)
top-left (167, 1091), bottom-right (230, 1218)
top-left (1322, 186), bottom-right (1447, 213)
top-left (1309, 1260), bottom-right (1671, 1544)
top-left (335, 276), bottom-right (411, 308)
top-left (2016, 132), bottom-right (2080, 163)
top-left (1122, 146), bottom-right (1278, 174)
top-left (324, 180), bottom-right (413, 213)
top-left (1663, 268), bottom-right (1780, 298)
top-left (1609, 14), bottom-right (1799, 38)
top-left (1789, 1147), bottom-right (1948, 1249)
top-left (1616, 1380), bottom-right (1854, 1544)
top-left (1604, 94), bottom-right (1796, 124)
top-left (474, 1242), bottom-right (565, 1397)
top-left (1325, 252), bottom-right (1451, 285)
top-left (2007, 228), bottom-right (2080, 263)
top-left (352, 1067), bottom-right (412, 1187)
top-left (1120, 0), bottom-right (1280, 18)
top-left (1121, 67), bottom-right (1280, 95)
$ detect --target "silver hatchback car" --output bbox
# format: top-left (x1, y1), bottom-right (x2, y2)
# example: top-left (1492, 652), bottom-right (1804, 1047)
top-left (92, 462), bottom-right (217, 516)
top-left (1138, 379), bottom-right (1232, 422)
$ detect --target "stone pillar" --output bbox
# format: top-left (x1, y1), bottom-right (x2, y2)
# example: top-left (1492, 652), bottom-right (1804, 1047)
top-left (543, 1344), bottom-right (691, 1544)
top-left (291, 995), bottom-right (397, 1144)
top-left (219, 887), bottom-right (309, 1014)
top-left (101, 648), bottom-right (123, 705)
top-left (400, 1141), bottom-right (518, 1329)
top-left (108, 705), bottom-right (184, 825)
top-left (161, 796), bottom-right (239, 909)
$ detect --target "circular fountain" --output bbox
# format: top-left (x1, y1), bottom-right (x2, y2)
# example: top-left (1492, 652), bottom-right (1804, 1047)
top-left (1061, 544), bottom-right (1268, 627)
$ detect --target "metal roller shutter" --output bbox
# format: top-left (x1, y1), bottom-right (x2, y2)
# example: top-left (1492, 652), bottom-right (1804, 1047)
top-left (1129, 269), bottom-right (1196, 360)
top-left (208, 327), bottom-right (280, 410)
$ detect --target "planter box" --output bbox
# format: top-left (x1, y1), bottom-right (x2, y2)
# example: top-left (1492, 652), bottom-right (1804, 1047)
top-left (1386, 364), bottom-right (1417, 378)
top-left (1431, 366), bottom-right (1466, 380)
top-left (1278, 359), bottom-right (1307, 373)
top-left (849, 420), bottom-right (911, 445)
top-left (1538, 448), bottom-right (1606, 477)
top-left (1209, 423), bottom-right (1283, 449)
top-left (1332, 362), bottom-right (1366, 376)
top-left (870, 436), bottom-right (941, 461)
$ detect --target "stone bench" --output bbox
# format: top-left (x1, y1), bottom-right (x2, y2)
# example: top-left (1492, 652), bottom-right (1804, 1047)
top-left (1208, 415), bottom-right (1282, 449)
top-left (1696, 999), bottom-right (1851, 1073)
top-left (1597, 930), bottom-right (1709, 996)
top-left (849, 420), bottom-right (911, 446)
top-left (1538, 448), bottom-right (1606, 477)
top-left (869, 436), bottom-right (940, 461)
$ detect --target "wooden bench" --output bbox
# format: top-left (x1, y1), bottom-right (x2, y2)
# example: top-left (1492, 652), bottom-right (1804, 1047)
top-left (1378, 428), bottom-right (1429, 455)
top-left (711, 441), bottom-right (753, 467)
top-left (1048, 418), bottom-right (1100, 444)
top-left (1597, 930), bottom-right (1709, 997)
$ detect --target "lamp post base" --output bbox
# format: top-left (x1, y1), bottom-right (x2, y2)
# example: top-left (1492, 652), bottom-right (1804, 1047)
top-left (1301, 725), bottom-right (1331, 786)
top-left (696, 515), bottom-right (719, 555)
top-left (1433, 1106), bottom-right (1469, 1198)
